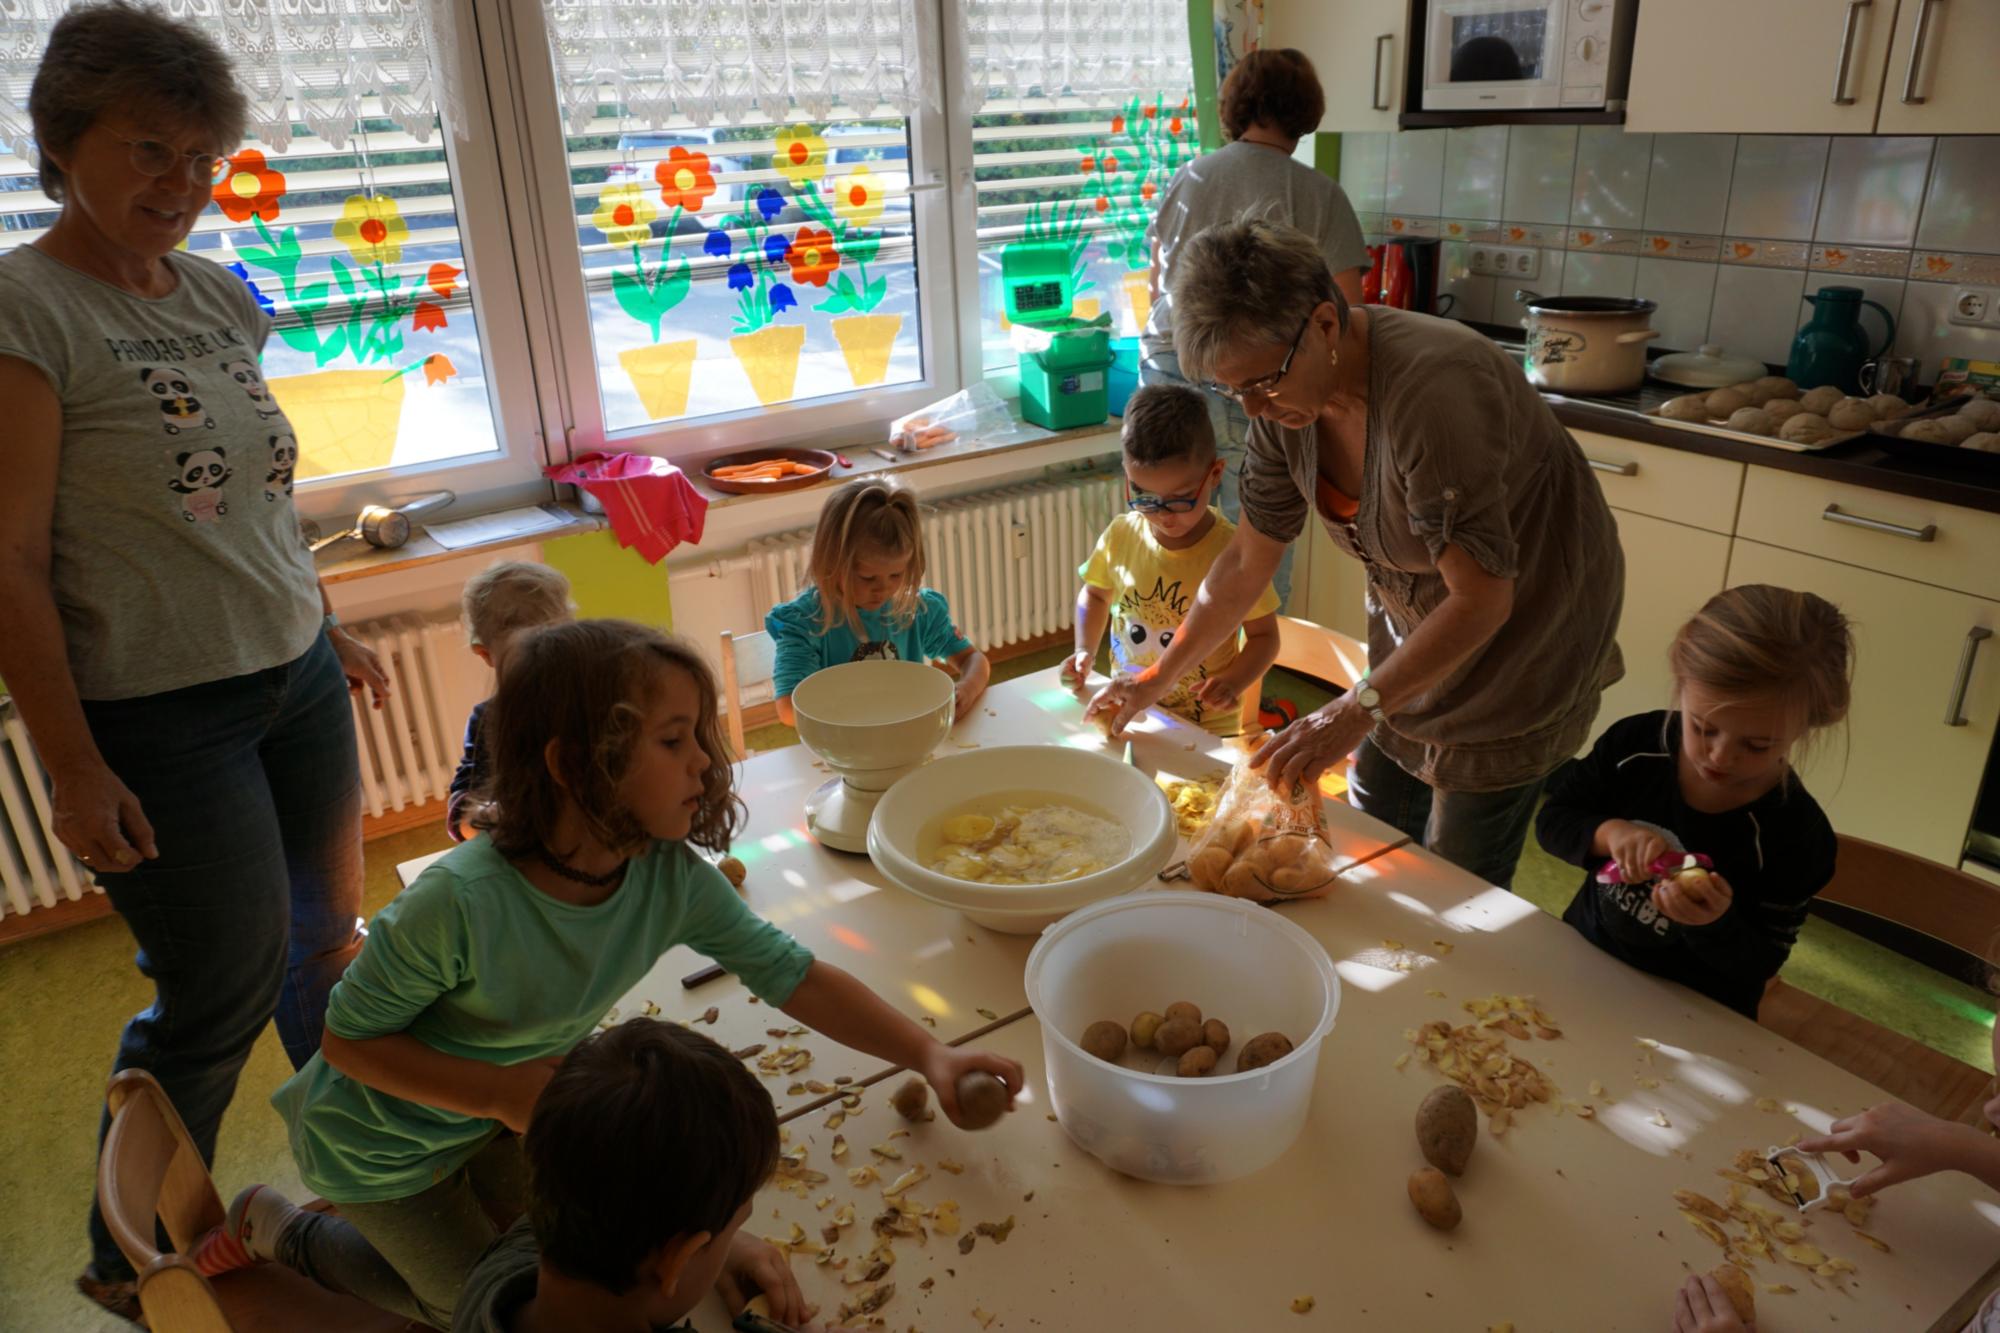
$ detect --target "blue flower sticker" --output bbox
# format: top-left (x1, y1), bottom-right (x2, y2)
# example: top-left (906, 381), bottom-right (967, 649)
top-left (704, 230), bottom-right (732, 258)
top-left (226, 261), bottom-right (275, 317)
top-left (763, 233), bottom-right (789, 268)
top-left (769, 283), bottom-right (797, 314)
top-left (755, 187), bottom-right (784, 221)
top-left (727, 263), bottom-right (753, 291)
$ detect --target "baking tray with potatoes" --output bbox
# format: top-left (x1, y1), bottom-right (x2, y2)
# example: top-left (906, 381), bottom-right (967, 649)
top-left (1863, 391), bottom-right (2000, 472)
top-left (1644, 377), bottom-right (1878, 452)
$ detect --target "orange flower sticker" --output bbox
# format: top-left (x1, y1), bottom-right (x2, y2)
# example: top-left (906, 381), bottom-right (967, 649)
top-left (1102, 153), bottom-right (1120, 174)
top-left (1141, 181), bottom-right (1156, 202)
top-left (1576, 231), bottom-right (1596, 247)
top-left (1144, 103), bottom-right (1158, 119)
top-left (1925, 255), bottom-right (1954, 274)
top-left (422, 354), bottom-right (457, 386)
top-left (1447, 222), bottom-right (1463, 236)
top-left (213, 149), bottom-right (285, 224)
top-left (655, 147), bottom-right (716, 212)
top-left (1169, 117), bottom-right (1183, 135)
top-left (413, 301), bottom-right (447, 332)
top-left (1732, 242), bottom-right (1755, 260)
top-left (1508, 226), bottom-right (1525, 241)
top-left (427, 262), bottom-right (461, 298)
top-left (784, 226), bottom-right (840, 287)
top-left (1823, 247), bottom-right (1848, 266)
top-left (1110, 115), bottom-right (1125, 134)
top-left (1650, 236), bottom-right (1671, 252)
top-left (1390, 218), bottom-right (1406, 232)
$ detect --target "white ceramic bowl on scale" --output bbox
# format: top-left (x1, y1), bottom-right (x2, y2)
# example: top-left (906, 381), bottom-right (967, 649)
top-left (792, 660), bottom-right (956, 853)
top-left (865, 745), bottom-right (1177, 933)
top-left (1024, 892), bottom-right (1342, 1185)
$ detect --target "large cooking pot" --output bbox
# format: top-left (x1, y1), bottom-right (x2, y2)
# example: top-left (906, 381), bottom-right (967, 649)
top-left (1516, 292), bottom-right (1660, 395)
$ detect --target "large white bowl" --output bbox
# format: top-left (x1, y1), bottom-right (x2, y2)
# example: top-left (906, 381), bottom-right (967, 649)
top-left (1025, 892), bottom-right (1341, 1184)
top-left (793, 661), bottom-right (956, 851)
top-left (865, 745), bottom-right (1176, 933)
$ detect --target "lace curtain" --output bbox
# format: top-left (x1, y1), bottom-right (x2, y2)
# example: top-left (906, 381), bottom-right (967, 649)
top-left (0, 0), bottom-right (459, 160)
top-left (542, 0), bottom-right (938, 134)
top-left (961, 0), bottom-right (1194, 106)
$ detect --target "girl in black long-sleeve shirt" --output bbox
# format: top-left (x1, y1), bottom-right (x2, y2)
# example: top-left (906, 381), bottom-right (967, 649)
top-left (1536, 586), bottom-right (1853, 1018)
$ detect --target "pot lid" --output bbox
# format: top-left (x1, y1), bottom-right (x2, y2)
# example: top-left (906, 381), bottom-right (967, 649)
top-left (1649, 343), bottom-right (1765, 388)
top-left (1518, 294), bottom-right (1657, 317)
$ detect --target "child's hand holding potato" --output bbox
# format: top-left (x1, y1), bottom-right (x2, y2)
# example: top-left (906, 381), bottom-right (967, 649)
top-left (1652, 866), bottom-right (1732, 926)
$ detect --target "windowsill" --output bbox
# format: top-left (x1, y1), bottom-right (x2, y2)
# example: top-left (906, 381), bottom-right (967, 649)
top-left (315, 502), bottom-right (604, 585)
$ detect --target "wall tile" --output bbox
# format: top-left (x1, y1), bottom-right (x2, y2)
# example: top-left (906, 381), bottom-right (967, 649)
top-left (1502, 124), bottom-right (1578, 227)
top-left (1708, 264), bottom-right (1808, 368)
top-left (1385, 129), bottom-right (1448, 220)
top-left (1635, 257), bottom-right (1717, 352)
top-left (1897, 280), bottom-right (2000, 382)
top-left (1438, 240), bottom-right (1495, 324)
top-left (1915, 136), bottom-right (2000, 256)
top-left (1723, 136), bottom-right (1829, 242)
top-left (1561, 252), bottom-right (1638, 299)
top-left (1441, 125), bottom-right (1508, 221)
top-left (1491, 250), bottom-right (1566, 327)
top-left (1792, 272), bottom-right (1906, 370)
top-left (1816, 136), bottom-right (1933, 248)
top-left (1571, 127), bottom-right (1652, 231)
top-left (1339, 131), bottom-right (1389, 217)
top-left (1641, 134), bottom-right (1737, 237)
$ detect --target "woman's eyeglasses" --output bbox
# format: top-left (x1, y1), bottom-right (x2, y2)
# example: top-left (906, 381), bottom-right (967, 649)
top-left (1205, 313), bottom-right (1312, 402)
top-left (110, 135), bottom-right (225, 182)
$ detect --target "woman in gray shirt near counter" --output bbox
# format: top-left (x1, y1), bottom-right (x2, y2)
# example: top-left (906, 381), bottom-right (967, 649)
top-left (1141, 48), bottom-right (1369, 607)
top-left (1091, 219), bottom-right (1625, 889)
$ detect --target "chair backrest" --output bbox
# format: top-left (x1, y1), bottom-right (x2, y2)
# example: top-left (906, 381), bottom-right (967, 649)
top-left (719, 629), bottom-right (779, 758)
top-left (1271, 615), bottom-right (1367, 694)
top-left (1820, 833), bottom-right (2000, 966)
top-left (99, 1068), bottom-right (233, 1332)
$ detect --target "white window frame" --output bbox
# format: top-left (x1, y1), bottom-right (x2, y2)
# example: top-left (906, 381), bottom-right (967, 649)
top-left (497, 0), bottom-right (965, 469)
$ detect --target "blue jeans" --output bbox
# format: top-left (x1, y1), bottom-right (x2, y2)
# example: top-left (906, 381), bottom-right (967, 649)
top-left (82, 633), bottom-right (364, 1279)
top-left (1347, 736), bottom-right (1545, 891)
top-left (1140, 350), bottom-right (1296, 613)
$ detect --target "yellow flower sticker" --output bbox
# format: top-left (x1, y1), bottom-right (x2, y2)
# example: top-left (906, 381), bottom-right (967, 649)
top-left (774, 124), bottom-right (828, 187)
top-left (332, 194), bottom-right (408, 267)
top-left (833, 166), bottom-right (886, 227)
top-left (593, 183), bottom-right (658, 247)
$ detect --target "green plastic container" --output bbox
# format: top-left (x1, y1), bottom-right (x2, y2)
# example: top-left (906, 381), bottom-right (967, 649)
top-left (1000, 241), bottom-right (1075, 324)
top-left (1012, 316), bottom-right (1112, 369)
top-left (1019, 347), bottom-right (1113, 430)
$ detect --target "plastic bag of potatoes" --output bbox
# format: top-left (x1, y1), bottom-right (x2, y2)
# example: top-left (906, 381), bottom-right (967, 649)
top-left (1183, 758), bottom-right (1342, 901)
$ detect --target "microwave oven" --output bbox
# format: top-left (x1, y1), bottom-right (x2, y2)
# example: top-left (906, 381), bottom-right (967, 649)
top-left (1421, 0), bottom-right (1638, 112)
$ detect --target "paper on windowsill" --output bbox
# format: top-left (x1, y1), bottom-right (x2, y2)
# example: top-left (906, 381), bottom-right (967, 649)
top-left (425, 503), bottom-right (573, 550)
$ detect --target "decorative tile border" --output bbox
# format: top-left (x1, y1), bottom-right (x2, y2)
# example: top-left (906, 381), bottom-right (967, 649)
top-left (1811, 245), bottom-right (1908, 278)
top-left (1440, 218), bottom-right (1501, 242)
top-left (1567, 227), bottom-right (1638, 255)
top-left (1720, 239), bottom-right (1812, 269)
top-left (1911, 251), bottom-right (2000, 284)
top-left (1639, 231), bottom-right (1722, 263)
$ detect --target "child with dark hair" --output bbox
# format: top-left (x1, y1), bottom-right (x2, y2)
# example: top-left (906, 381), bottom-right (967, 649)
top-left (452, 1018), bottom-right (844, 1332)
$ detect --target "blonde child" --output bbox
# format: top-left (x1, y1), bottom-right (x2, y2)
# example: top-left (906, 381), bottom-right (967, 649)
top-left (1535, 585), bottom-right (1853, 1018)
top-left (191, 620), bottom-right (1022, 1328)
top-left (1065, 384), bottom-right (1279, 736)
top-left (448, 561), bottom-right (573, 841)
top-left (767, 478), bottom-right (989, 725)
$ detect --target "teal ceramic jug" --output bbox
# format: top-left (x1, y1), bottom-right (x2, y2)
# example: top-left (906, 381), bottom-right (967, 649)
top-left (1786, 286), bottom-right (1896, 395)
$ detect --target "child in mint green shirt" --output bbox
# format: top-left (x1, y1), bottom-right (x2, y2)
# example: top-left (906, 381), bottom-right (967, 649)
top-left (191, 620), bottom-right (1024, 1329)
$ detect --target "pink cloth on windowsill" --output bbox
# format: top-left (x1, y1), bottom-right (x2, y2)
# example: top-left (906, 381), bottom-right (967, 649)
top-left (544, 452), bottom-right (707, 564)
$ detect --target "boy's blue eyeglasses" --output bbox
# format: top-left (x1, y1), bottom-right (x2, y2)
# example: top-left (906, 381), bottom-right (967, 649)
top-left (1125, 485), bottom-right (1205, 514)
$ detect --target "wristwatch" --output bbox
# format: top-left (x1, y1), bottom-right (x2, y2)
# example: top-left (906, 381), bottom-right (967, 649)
top-left (323, 611), bottom-right (342, 637)
top-left (1354, 679), bottom-right (1388, 724)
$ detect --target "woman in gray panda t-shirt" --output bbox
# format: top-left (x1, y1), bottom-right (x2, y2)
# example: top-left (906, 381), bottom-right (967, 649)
top-left (0, 6), bottom-right (389, 1318)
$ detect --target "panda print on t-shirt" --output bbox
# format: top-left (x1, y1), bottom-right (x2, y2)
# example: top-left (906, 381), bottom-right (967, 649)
top-left (168, 445), bottom-right (233, 524)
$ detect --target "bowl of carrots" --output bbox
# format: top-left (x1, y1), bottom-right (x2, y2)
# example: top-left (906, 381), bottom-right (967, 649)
top-left (702, 448), bottom-right (839, 495)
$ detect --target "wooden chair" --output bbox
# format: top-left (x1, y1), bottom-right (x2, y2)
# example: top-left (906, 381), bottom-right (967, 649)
top-left (1267, 615), bottom-right (1369, 798)
top-left (97, 1069), bottom-right (419, 1333)
top-left (1758, 834), bottom-right (1999, 1126)
top-left (719, 629), bottom-right (779, 759)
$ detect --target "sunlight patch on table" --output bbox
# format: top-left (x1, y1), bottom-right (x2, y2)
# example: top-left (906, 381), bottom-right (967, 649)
top-left (1438, 885), bottom-right (1543, 932)
top-left (907, 983), bottom-right (950, 1018)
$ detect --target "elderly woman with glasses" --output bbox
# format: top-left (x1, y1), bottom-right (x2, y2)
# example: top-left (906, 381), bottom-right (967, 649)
top-left (1090, 219), bottom-right (1625, 892)
top-left (0, 2), bottom-right (388, 1316)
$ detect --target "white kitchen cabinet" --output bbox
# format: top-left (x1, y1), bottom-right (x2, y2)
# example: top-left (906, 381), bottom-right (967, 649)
top-left (1727, 538), bottom-right (1998, 867)
top-left (1874, 0), bottom-right (2000, 133)
top-left (1592, 510), bottom-right (1732, 742)
top-left (1265, 0), bottom-right (1406, 132)
top-left (1572, 430), bottom-right (1745, 535)
top-left (1627, 0), bottom-right (1901, 134)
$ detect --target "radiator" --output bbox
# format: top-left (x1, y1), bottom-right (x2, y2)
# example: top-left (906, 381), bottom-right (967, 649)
top-left (345, 613), bottom-right (493, 821)
top-left (745, 473), bottom-right (1124, 650)
top-left (0, 699), bottom-right (99, 921)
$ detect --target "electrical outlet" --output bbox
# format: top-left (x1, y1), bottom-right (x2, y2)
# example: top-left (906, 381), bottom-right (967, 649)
top-left (1949, 286), bottom-right (1994, 326)
top-left (1469, 245), bottom-right (1540, 279)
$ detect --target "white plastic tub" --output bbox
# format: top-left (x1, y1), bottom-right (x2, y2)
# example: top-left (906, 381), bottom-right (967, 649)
top-left (1024, 891), bottom-right (1341, 1184)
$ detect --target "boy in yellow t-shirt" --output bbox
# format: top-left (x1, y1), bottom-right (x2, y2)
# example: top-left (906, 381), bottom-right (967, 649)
top-left (1065, 384), bottom-right (1280, 735)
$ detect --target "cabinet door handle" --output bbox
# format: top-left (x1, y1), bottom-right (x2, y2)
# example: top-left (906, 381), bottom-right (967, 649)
top-left (1822, 502), bottom-right (1936, 541)
top-left (1944, 625), bottom-right (1992, 727)
top-left (1901, 0), bottom-right (1941, 104)
top-left (1587, 458), bottom-right (1638, 476)
top-left (1832, 0), bottom-right (1872, 105)
top-left (1373, 34), bottom-right (1393, 112)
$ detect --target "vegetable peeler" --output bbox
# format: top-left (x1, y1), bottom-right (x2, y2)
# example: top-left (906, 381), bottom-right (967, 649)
top-left (1762, 1145), bottom-right (1852, 1210)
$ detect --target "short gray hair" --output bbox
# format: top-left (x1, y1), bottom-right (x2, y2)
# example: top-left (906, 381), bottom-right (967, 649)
top-left (29, 1), bottom-right (249, 201)
top-left (1172, 219), bottom-right (1350, 382)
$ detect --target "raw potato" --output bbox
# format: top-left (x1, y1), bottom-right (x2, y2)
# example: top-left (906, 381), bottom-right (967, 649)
top-left (890, 1076), bottom-right (931, 1122)
top-left (1164, 1001), bottom-right (1203, 1026)
top-left (1154, 1017), bottom-right (1203, 1058)
top-left (1761, 397), bottom-right (1805, 423)
top-left (953, 1071), bottom-right (1010, 1129)
top-left (1081, 1020), bottom-right (1127, 1063)
top-left (1236, 1031), bottom-right (1295, 1072)
top-left (1725, 407), bottom-right (1776, 436)
top-left (1798, 385), bottom-right (1843, 415)
top-left (1178, 1045), bottom-right (1219, 1077)
top-left (1407, 1167), bottom-right (1462, 1231)
top-left (1827, 397), bottom-right (1877, 430)
top-left (1130, 1011), bottom-right (1165, 1050)
top-left (1661, 393), bottom-right (1711, 421)
top-left (1415, 1085), bottom-right (1478, 1177)
top-left (1220, 859), bottom-right (1266, 899)
top-left (1704, 388), bottom-right (1751, 417)
top-left (1202, 1018), bottom-right (1232, 1056)
top-left (1779, 411), bottom-right (1836, 444)
top-left (1709, 1264), bottom-right (1755, 1324)
top-left (1190, 845), bottom-right (1232, 891)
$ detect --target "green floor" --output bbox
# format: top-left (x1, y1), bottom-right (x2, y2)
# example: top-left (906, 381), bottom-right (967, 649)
top-left (2, 649), bottom-right (1990, 1331)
